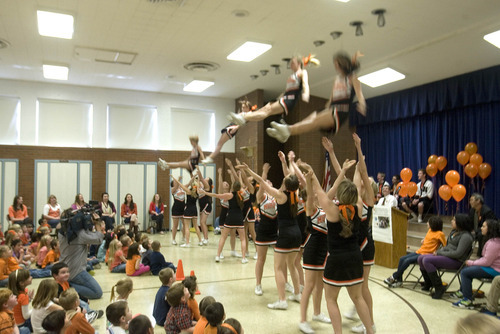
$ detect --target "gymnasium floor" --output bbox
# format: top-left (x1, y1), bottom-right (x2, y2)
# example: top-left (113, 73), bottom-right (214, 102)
top-left (30, 231), bottom-right (487, 333)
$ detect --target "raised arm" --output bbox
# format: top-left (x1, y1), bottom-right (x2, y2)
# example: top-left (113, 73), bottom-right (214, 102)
top-left (328, 159), bottom-right (357, 200)
top-left (304, 170), bottom-right (316, 216)
top-left (300, 163), bottom-right (338, 221)
top-left (225, 158), bottom-right (239, 182)
top-left (301, 69), bottom-right (310, 103)
top-left (353, 133), bottom-right (374, 206)
top-left (198, 188), bottom-right (233, 201)
top-left (240, 164), bottom-right (286, 203)
top-left (171, 176), bottom-right (181, 194)
top-left (239, 168), bottom-right (255, 194)
top-left (321, 137), bottom-right (341, 177)
top-left (289, 159), bottom-right (306, 189)
top-left (171, 176), bottom-right (190, 193)
top-left (195, 167), bottom-right (210, 190)
top-left (217, 168), bottom-right (224, 194)
top-left (256, 163), bottom-right (271, 203)
top-left (278, 151), bottom-right (290, 177)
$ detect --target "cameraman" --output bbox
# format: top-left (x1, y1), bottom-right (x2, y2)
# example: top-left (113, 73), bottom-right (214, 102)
top-left (59, 212), bottom-right (104, 300)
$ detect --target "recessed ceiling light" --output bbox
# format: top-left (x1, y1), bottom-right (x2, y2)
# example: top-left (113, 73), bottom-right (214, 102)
top-left (336, 0), bottom-right (351, 3)
top-left (183, 80), bottom-right (214, 93)
top-left (37, 10), bottom-right (74, 39)
top-left (484, 30), bottom-right (500, 49)
top-left (227, 42), bottom-right (272, 62)
top-left (358, 68), bottom-right (405, 88)
top-left (43, 64), bottom-right (69, 80)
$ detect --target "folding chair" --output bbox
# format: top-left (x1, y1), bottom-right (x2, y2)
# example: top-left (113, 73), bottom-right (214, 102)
top-left (472, 277), bottom-right (493, 299)
top-left (437, 247), bottom-right (474, 293)
top-left (403, 263), bottom-right (423, 290)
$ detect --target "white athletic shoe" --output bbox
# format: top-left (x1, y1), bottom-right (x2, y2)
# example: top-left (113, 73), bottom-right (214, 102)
top-left (288, 293), bottom-right (301, 303)
top-left (253, 253), bottom-right (258, 260)
top-left (267, 300), bottom-right (288, 310)
top-left (215, 256), bottom-right (220, 263)
top-left (219, 252), bottom-right (225, 259)
top-left (312, 313), bottom-right (331, 323)
top-left (180, 243), bottom-right (190, 248)
top-left (266, 121), bottom-right (290, 143)
top-left (202, 239), bottom-right (208, 245)
top-left (298, 321), bottom-right (315, 334)
top-left (241, 258), bottom-right (249, 264)
top-left (228, 112), bottom-right (246, 126)
top-left (285, 282), bottom-right (294, 293)
top-left (344, 306), bottom-right (358, 320)
top-left (158, 158), bottom-right (169, 171)
top-left (198, 241), bottom-right (204, 246)
top-left (231, 251), bottom-right (242, 258)
top-left (255, 285), bottom-right (263, 296)
top-left (351, 324), bottom-right (376, 333)
top-left (201, 157), bottom-right (214, 164)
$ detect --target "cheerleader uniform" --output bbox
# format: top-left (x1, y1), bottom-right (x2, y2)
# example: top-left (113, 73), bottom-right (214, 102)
top-left (328, 75), bottom-right (355, 134)
top-left (302, 208), bottom-right (328, 271)
top-left (297, 197), bottom-right (308, 247)
top-left (221, 123), bottom-right (239, 139)
top-left (188, 146), bottom-right (201, 172)
top-left (183, 194), bottom-right (198, 219)
top-left (171, 188), bottom-right (186, 218)
top-left (323, 205), bottom-right (363, 286)
top-left (219, 199), bottom-right (229, 226)
top-left (360, 202), bottom-right (375, 266)
top-left (242, 189), bottom-right (256, 223)
top-left (224, 192), bottom-right (244, 228)
top-left (275, 192), bottom-right (302, 253)
top-left (279, 70), bottom-right (302, 115)
top-left (255, 194), bottom-right (278, 246)
top-left (198, 186), bottom-right (212, 215)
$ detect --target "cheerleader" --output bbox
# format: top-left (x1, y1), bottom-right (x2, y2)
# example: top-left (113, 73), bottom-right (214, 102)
top-left (304, 161), bottom-right (374, 334)
top-left (240, 162), bottom-right (302, 310)
top-left (158, 135), bottom-right (205, 174)
top-left (202, 99), bottom-right (253, 164)
top-left (217, 168), bottom-right (238, 258)
top-left (171, 176), bottom-right (203, 247)
top-left (266, 51), bottom-right (366, 143)
top-left (228, 55), bottom-right (312, 126)
top-left (199, 182), bottom-right (248, 264)
top-left (252, 163), bottom-right (278, 296)
top-left (195, 168), bottom-right (212, 245)
top-left (170, 177), bottom-right (186, 245)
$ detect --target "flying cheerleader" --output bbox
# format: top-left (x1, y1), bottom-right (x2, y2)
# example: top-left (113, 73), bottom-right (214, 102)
top-left (158, 135), bottom-right (205, 174)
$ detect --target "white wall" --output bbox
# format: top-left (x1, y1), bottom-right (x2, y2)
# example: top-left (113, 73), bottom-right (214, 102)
top-left (0, 78), bottom-right (235, 152)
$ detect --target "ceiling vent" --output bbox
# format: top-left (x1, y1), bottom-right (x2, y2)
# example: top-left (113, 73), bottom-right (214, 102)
top-left (183, 62), bottom-right (220, 72)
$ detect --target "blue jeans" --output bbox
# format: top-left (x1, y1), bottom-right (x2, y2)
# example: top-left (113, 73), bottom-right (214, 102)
top-left (29, 268), bottom-right (52, 278)
top-left (460, 266), bottom-right (497, 300)
top-left (47, 219), bottom-right (60, 228)
top-left (392, 252), bottom-right (420, 281)
top-left (111, 263), bottom-right (126, 273)
top-left (69, 270), bottom-right (103, 300)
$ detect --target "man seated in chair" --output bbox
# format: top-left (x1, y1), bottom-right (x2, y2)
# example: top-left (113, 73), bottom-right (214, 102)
top-left (401, 169), bottom-right (433, 223)
top-left (377, 185), bottom-right (397, 207)
top-left (469, 193), bottom-right (497, 256)
top-left (376, 172), bottom-right (390, 201)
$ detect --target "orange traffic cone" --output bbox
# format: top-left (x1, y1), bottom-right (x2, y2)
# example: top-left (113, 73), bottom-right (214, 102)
top-left (190, 270), bottom-right (201, 295)
top-left (176, 259), bottom-right (185, 281)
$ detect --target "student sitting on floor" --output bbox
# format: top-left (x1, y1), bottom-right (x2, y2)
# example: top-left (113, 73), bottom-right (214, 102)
top-left (165, 283), bottom-right (195, 334)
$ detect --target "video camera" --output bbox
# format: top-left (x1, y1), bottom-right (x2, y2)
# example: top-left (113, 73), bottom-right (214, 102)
top-left (59, 200), bottom-right (102, 243)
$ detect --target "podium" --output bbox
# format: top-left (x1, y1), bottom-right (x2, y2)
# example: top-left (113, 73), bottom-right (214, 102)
top-left (374, 207), bottom-right (409, 268)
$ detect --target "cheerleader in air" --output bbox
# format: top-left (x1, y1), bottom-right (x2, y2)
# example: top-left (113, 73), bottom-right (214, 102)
top-left (201, 99), bottom-right (255, 164)
top-left (266, 51), bottom-right (366, 143)
top-left (158, 135), bottom-right (205, 174)
top-left (228, 55), bottom-right (316, 126)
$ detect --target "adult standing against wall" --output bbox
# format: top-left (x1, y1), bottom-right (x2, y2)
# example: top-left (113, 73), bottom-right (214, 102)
top-left (59, 213), bottom-right (104, 299)
top-left (8, 195), bottom-right (30, 225)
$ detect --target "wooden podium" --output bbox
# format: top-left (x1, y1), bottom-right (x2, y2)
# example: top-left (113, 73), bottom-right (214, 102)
top-left (374, 207), bottom-right (409, 268)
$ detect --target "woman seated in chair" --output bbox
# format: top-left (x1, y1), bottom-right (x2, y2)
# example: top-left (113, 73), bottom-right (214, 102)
top-left (418, 213), bottom-right (474, 299)
top-left (8, 195), bottom-right (30, 225)
top-left (452, 219), bottom-right (500, 308)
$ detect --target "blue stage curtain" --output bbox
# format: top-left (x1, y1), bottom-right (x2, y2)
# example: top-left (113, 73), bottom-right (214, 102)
top-left (356, 66), bottom-right (500, 216)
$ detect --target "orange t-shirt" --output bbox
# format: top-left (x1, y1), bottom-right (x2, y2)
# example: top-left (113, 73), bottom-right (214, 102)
top-left (416, 230), bottom-right (447, 255)
top-left (187, 297), bottom-right (200, 321)
top-left (0, 259), bottom-right (9, 280)
top-left (126, 255), bottom-right (141, 275)
top-left (42, 249), bottom-right (60, 268)
top-left (7, 257), bottom-right (21, 273)
top-left (13, 289), bottom-right (29, 325)
top-left (57, 281), bottom-right (70, 291)
top-left (193, 316), bottom-right (208, 334)
top-left (8, 206), bottom-right (28, 220)
top-left (0, 310), bottom-right (15, 334)
top-left (66, 311), bottom-right (95, 334)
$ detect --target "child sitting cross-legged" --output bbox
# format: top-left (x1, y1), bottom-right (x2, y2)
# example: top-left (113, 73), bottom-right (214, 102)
top-left (59, 288), bottom-right (95, 334)
top-left (182, 275), bottom-right (200, 321)
top-left (110, 277), bottom-right (134, 303)
top-left (193, 296), bottom-right (216, 334)
top-left (149, 241), bottom-right (176, 275)
top-left (106, 300), bottom-right (132, 334)
top-left (126, 243), bottom-right (150, 276)
top-left (165, 282), bottom-right (195, 334)
top-left (42, 239), bottom-right (60, 269)
top-left (153, 268), bottom-right (175, 327)
top-left (0, 288), bottom-right (28, 334)
top-left (204, 302), bottom-right (226, 334)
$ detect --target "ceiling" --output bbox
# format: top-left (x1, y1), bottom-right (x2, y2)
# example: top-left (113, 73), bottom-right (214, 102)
top-left (1, 0), bottom-right (499, 101)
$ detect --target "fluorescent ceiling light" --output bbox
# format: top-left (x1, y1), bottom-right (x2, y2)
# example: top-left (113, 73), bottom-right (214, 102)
top-left (484, 30), bottom-right (500, 49)
top-left (227, 41), bottom-right (272, 62)
top-left (336, 0), bottom-right (351, 2)
top-left (43, 64), bottom-right (69, 80)
top-left (359, 68), bottom-right (405, 88)
top-left (183, 80), bottom-right (214, 93)
top-left (37, 10), bottom-right (74, 39)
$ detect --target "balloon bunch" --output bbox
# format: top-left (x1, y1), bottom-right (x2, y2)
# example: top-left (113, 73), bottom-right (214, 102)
top-left (457, 142), bottom-right (492, 193)
top-left (397, 168), bottom-right (417, 197)
top-left (425, 154), bottom-right (447, 177)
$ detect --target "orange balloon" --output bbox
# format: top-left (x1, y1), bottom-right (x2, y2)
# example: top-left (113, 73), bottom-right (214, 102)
top-left (436, 156), bottom-right (448, 171)
top-left (464, 142), bottom-right (478, 156)
top-left (464, 163), bottom-right (478, 178)
top-left (400, 168), bottom-right (413, 183)
top-left (396, 181), bottom-right (404, 194)
top-left (445, 170), bottom-right (460, 187)
top-left (426, 163), bottom-right (437, 177)
top-left (428, 155), bottom-right (438, 164)
top-left (469, 153), bottom-right (483, 166)
top-left (399, 183), bottom-right (409, 197)
top-left (439, 185), bottom-right (452, 202)
top-left (478, 163), bottom-right (492, 180)
top-left (456, 151), bottom-right (470, 166)
top-left (407, 182), bottom-right (418, 197)
top-left (451, 184), bottom-right (466, 202)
